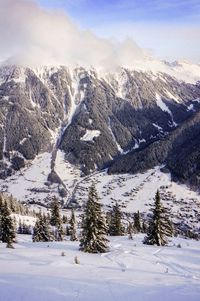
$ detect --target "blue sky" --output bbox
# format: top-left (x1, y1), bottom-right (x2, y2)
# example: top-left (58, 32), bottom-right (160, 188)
top-left (37, 0), bottom-right (200, 25)
top-left (35, 0), bottom-right (200, 62)
top-left (0, 0), bottom-right (199, 66)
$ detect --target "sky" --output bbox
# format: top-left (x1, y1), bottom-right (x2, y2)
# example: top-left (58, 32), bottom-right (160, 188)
top-left (0, 0), bottom-right (199, 67)
top-left (37, 0), bottom-right (200, 63)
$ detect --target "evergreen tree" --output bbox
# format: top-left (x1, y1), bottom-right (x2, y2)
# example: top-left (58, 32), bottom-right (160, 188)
top-left (22, 222), bottom-right (32, 235)
top-left (69, 209), bottom-right (78, 241)
top-left (46, 212), bottom-right (51, 221)
top-left (42, 214), bottom-right (52, 240)
top-left (62, 215), bottom-right (68, 224)
top-left (50, 197), bottom-right (61, 226)
top-left (32, 212), bottom-right (52, 242)
top-left (142, 221), bottom-right (148, 233)
top-left (109, 202), bottom-right (124, 236)
top-left (143, 190), bottom-right (173, 246)
top-left (18, 219), bottom-right (23, 234)
top-left (127, 221), bottom-right (134, 239)
top-left (0, 200), bottom-right (16, 248)
top-left (133, 211), bottom-right (142, 233)
top-left (65, 225), bottom-right (70, 236)
top-left (32, 219), bottom-right (42, 242)
top-left (0, 194), bottom-right (4, 240)
top-left (50, 197), bottom-right (64, 241)
top-left (12, 215), bottom-right (17, 229)
top-left (106, 211), bottom-right (112, 234)
top-left (10, 196), bottom-right (16, 213)
top-left (80, 183), bottom-right (109, 253)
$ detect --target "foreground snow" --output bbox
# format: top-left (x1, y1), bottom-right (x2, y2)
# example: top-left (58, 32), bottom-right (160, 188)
top-left (0, 235), bottom-right (199, 301)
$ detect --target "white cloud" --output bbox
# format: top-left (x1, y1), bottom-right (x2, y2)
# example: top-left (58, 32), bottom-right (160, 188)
top-left (0, 0), bottom-right (149, 68)
top-left (93, 22), bottom-right (200, 63)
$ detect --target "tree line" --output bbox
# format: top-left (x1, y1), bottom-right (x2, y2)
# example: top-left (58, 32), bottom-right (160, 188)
top-left (0, 184), bottom-right (174, 251)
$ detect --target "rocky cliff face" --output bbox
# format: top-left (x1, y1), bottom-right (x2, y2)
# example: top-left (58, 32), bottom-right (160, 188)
top-left (0, 64), bottom-right (200, 189)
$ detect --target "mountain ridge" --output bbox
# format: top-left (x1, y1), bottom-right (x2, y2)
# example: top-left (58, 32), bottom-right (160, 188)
top-left (0, 62), bottom-right (200, 191)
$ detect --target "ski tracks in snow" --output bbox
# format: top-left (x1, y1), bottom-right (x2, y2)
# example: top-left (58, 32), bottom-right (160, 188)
top-left (102, 249), bottom-right (128, 272)
top-left (153, 248), bottom-right (200, 280)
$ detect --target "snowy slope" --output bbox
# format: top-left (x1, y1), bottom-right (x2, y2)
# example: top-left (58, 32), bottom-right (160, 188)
top-left (0, 153), bottom-right (52, 203)
top-left (1, 156), bottom-right (200, 234)
top-left (0, 235), bottom-right (199, 301)
top-left (72, 167), bottom-right (200, 233)
top-left (11, 214), bottom-right (36, 227)
top-left (104, 59), bottom-right (200, 85)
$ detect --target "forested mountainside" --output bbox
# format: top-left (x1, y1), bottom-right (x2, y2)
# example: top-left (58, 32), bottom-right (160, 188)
top-left (0, 63), bottom-right (200, 189)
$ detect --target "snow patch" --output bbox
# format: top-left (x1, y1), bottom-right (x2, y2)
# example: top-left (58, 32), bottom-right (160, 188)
top-left (138, 138), bottom-right (146, 144)
top-left (55, 150), bottom-right (81, 186)
top-left (108, 118), bottom-right (123, 153)
top-left (152, 123), bottom-right (163, 132)
top-left (114, 69), bottom-right (128, 99)
top-left (29, 89), bottom-right (40, 108)
top-left (2, 96), bottom-right (9, 101)
top-left (165, 90), bottom-right (180, 103)
top-left (133, 139), bottom-right (139, 149)
top-left (33, 66), bottom-right (59, 84)
top-left (156, 93), bottom-right (172, 114)
top-left (156, 93), bottom-right (177, 127)
top-left (19, 138), bottom-right (28, 145)
top-left (48, 128), bottom-right (59, 143)
top-left (187, 104), bottom-right (195, 111)
top-left (80, 130), bottom-right (101, 142)
top-left (193, 98), bottom-right (200, 103)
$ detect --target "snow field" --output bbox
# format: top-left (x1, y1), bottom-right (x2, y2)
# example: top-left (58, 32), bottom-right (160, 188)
top-left (1, 152), bottom-right (200, 232)
top-left (0, 235), bottom-right (199, 301)
top-left (80, 130), bottom-right (101, 142)
top-left (73, 167), bottom-right (200, 232)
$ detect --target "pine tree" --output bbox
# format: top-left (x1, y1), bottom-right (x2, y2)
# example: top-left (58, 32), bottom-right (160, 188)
top-left (50, 197), bottom-right (64, 241)
top-left (22, 222), bottom-right (32, 235)
top-left (32, 220), bottom-right (42, 242)
top-left (143, 190), bottom-right (173, 246)
top-left (65, 225), bottom-right (70, 236)
top-left (46, 212), bottom-right (51, 221)
top-left (10, 196), bottom-right (16, 213)
top-left (142, 221), bottom-right (148, 233)
top-left (80, 183), bottom-right (109, 253)
top-left (133, 211), bottom-right (142, 233)
top-left (32, 212), bottom-right (52, 242)
top-left (50, 197), bottom-right (61, 226)
top-left (12, 215), bottom-right (17, 229)
top-left (62, 215), bottom-right (68, 224)
top-left (109, 202), bottom-right (124, 236)
top-left (127, 221), bottom-right (134, 239)
top-left (69, 209), bottom-right (77, 241)
top-left (42, 214), bottom-right (52, 241)
top-left (0, 194), bottom-right (4, 241)
top-left (0, 199), bottom-right (16, 248)
top-left (18, 219), bottom-right (23, 234)
top-left (106, 211), bottom-right (112, 234)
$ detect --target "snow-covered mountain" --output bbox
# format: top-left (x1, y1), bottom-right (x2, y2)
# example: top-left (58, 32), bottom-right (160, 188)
top-left (0, 61), bottom-right (200, 212)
